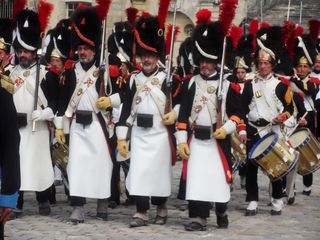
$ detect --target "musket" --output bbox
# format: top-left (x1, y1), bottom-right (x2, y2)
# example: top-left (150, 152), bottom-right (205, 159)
top-left (32, 49), bottom-right (43, 132)
top-left (286, 0), bottom-right (291, 21)
top-left (216, 37), bottom-right (227, 129)
top-left (164, 0), bottom-right (178, 114)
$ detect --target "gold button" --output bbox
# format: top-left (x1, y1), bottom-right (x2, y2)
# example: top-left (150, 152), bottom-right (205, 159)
top-left (207, 86), bottom-right (215, 94)
top-left (194, 105), bottom-right (202, 113)
top-left (23, 71), bottom-right (30, 77)
top-left (151, 78), bottom-right (159, 85)
top-left (93, 70), bottom-right (99, 78)
top-left (77, 88), bottom-right (83, 96)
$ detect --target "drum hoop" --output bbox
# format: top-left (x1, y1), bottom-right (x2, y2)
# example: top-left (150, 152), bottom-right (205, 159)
top-left (248, 132), bottom-right (278, 161)
top-left (290, 127), bottom-right (311, 150)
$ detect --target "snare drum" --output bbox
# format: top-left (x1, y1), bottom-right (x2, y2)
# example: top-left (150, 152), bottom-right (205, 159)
top-left (248, 132), bottom-right (299, 181)
top-left (231, 133), bottom-right (247, 173)
top-left (288, 128), bottom-right (320, 176)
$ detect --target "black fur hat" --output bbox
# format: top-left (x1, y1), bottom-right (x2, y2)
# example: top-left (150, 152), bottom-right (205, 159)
top-left (191, 21), bottom-right (224, 66)
top-left (177, 37), bottom-right (194, 76)
top-left (71, 7), bottom-right (101, 52)
top-left (134, 15), bottom-right (165, 61)
top-left (234, 34), bottom-right (254, 71)
top-left (293, 34), bottom-right (317, 67)
top-left (13, 10), bottom-right (41, 51)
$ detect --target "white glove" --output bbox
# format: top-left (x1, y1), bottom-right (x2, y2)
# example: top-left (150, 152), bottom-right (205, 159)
top-left (31, 108), bottom-right (54, 121)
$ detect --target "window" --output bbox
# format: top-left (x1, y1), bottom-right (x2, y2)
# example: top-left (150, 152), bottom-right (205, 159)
top-left (0, 0), bottom-right (14, 18)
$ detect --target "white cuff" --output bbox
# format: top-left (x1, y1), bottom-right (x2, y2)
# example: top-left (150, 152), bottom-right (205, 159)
top-left (116, 126), bottom-right (128, 140)
top-left (239, 130), bottom-right (247, 136)
top-left (222, 119), bottom-right (237, 135)
top-left (173, 104), bottom-right (180, 116)
top-left (175, 130), bottom-right (188, 144)
top-left (110, 93), bottom-right (121, 108)
top-left (54, 116), bottom-right (64, 129)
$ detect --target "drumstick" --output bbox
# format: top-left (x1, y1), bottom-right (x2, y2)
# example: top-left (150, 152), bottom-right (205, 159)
top-left (288, 112), bottom-right (308, 138)
top-left (254, 122), bottom-right (273, 136)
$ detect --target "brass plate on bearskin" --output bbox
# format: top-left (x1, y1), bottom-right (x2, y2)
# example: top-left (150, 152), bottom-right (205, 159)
top-left (77, 88), bottom-right (83, 96)
top-left (93, 69), bottom-right (99, 78)
top-left (207, 86), bottom-right (215, 94)
top-left (23, 70), bottom-right (30, 77)
top-left (151, 78), bottom-right (159, 85)
top-left (194, 105), bottom-right (202, 113)
top-left (136, 96), bottom-right (142, 104)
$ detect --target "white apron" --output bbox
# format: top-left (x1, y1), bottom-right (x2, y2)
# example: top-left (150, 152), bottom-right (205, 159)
top-left (186, 82), bottom-right (230, 203)
top-left (67, 64), bottom-right (113, 199)
top-left (126, 72), bottom-right (172, 197)
top-left (11, 65), bottom-right (54, 191)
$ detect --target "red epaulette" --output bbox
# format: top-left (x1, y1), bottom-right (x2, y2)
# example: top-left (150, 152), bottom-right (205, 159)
top-left (47, 66), bottom-right (60, 76)
top-left (278, 76), bottom-right (290, 87)
top-left (64, 59), bottom-right (74, 70)
top-left (309, 77), bottom-right (320, 85)
top-left (230, 82), bottom-right (241, 94)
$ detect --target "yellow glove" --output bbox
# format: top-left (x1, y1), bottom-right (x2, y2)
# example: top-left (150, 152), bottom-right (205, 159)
top-left (163, 111), bottom-right (177, 125)
top-left (117, 139), bottom-right (128, 158)
top-left (55, 128), bottom-right (66, 144)
top-left (177, 143), bottom-right (190, 160)
top-left (213, 128), bottom-right (227, 139)
top-left (96, 96), bottom-right (111, 110)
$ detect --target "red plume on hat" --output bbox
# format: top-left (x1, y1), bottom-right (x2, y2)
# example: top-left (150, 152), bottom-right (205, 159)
top-left (126, 7), bottom-right (139, 27)
top-left (13, 0), bottom-right (27, 19)
top-left (158, 0), bottom-right (171, 29)
top-left (229, 25), bottom-right (243, 48)
top-left (38, 0), bottom-right (54, 34)
top-left (282, 21), bottom-right (296, 60)
top-left (260, 21), bottom-right (271, 29)
top-left (165, 24), bottom-right (180, 55)
top-left (95, 0), bottom-right (112, 21)
top-left (249, 19), bottom-right (259, 52)
top-left (218, 0), bottom-right (238, 36)
top-left (196, 9), bottom-right (212, 25)
top-left (309, 19), bottom-right (320, 43)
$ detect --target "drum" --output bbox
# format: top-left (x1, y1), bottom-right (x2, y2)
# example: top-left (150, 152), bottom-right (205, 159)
top-left (231, 133), bottom-right (247, 173)
top-left (288, 128), bottom-right (320, 176)
top-left (248, 132), bottom-right (299, 181)
top-left (51, 142), bottom-right (69, 182)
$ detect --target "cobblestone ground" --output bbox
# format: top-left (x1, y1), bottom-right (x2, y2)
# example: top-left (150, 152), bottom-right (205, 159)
top-left (5, 161), bottom-right (320, 240)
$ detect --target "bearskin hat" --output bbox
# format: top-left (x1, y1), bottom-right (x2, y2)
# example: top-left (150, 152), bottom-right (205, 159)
top-left (191, 21), bottom-right (225, 66)
top-left (71, 7), bottom-right (102, 52)
top-left (12, 10), bottom-right (41, 51)
top-left (233, 34), bottom-right (254, 71)
top-left (108, 21), bottom-right (134, 62)
top-left (177, 37), bottom-right (194, 76)
top-left (0, 18), bottom-right (12, 53)
top-left (134, 15), bottom-right (165, 61)
top-left (293, 34), bottom-right (317, 67)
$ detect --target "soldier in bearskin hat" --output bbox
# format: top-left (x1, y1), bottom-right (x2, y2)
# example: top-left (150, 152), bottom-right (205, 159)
top-left (175, 5), bottom-right (242, 230)
top-left (54, 4), bottom-right (119, 224)
top-left (240, 25), bottom-right (295, 216)
top-left (7, 3), bottom-right (59, 217)
top-left (116, 1), bottom-right (181, 228)
top-left (290, 33), bottom-right (319, 197)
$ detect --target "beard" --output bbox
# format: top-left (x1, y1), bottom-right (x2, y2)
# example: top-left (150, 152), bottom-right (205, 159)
top-left (19, 57), bottom-right (34, 69)
top-left (200, 68), bottom-right (214, 78)
top-left (79, 55), bottom-right (94, 64)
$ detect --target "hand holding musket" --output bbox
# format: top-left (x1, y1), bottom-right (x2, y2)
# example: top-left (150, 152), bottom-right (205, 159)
top-left (32, 49), bottom-right (43, 133)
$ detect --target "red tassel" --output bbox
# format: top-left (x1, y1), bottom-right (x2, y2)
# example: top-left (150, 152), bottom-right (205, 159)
top-left (165, 24), bottom-right (180, 55)
top-left (309, 19), bottom-right (320, 43)
top-left (249, 19), bottom-right (259, 53)
top-left (229, 25), bottom-right (243, 48)
top-left (157, 0), bottom-right (171, 29)
top-left (109, 65), bottom-right (119, 78)
top-left (126, 7), bottom-right (139, 27)
top-left (38, 0), bottom-right (54, 34)
top-left (295, 26), bottom-right (304, 36)
top-left (13, 0), bottom-right (27, 19)
top-left (218, 0), bottom-right (239, 36)
top-left (196, 9), bottom-right (212, 25)
top-left (95, 0), bottom-right (112, 21)
top-left (282, 21), bottom-right (296, 60)
top-left (260, 21), bottom-right (271, 29)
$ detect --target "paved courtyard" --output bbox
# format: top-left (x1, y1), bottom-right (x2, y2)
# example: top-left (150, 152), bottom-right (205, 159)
top-left (5, 161), bottom-right (320, 240)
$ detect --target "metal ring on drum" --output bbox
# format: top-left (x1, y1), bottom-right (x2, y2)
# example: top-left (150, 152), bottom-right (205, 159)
top-left (288, 128), bottom-right (320, 176)
top-left (248, 132), bottom-right (299, 181)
